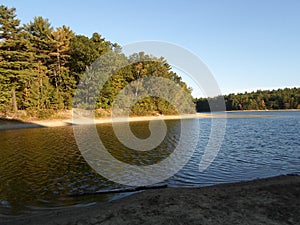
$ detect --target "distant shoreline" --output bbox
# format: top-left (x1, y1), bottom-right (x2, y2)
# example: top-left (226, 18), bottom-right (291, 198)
top-left (225, 109), bottom-right (300, 112)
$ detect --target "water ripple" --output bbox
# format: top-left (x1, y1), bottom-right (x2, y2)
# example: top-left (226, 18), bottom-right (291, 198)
top-left (0, 111), bottom-right (300, 215)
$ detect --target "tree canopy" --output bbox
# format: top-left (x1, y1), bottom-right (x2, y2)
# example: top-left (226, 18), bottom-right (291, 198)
top-left (0, 5), bottom-right (194, 118)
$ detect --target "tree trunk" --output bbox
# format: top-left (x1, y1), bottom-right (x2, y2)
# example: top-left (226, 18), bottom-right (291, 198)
top-left (12, 86), bottom-right (18, 113)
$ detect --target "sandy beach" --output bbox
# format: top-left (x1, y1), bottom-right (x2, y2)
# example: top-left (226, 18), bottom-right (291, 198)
top-left (1, 174), bottom-right (299, 225)
top-left (0, 112), bottom-right (274, 131)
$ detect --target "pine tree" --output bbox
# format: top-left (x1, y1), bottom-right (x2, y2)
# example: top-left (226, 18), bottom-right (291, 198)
top-left (0, 5), bottom-right (39, 113)
top-left (48, 25), bottom-right (75, 109)
top-left (23, 16), bottom-right (54, 110)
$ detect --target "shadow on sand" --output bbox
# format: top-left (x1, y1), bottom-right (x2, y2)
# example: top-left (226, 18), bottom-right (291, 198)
top-left (0, 117), bottom-right (46, 130)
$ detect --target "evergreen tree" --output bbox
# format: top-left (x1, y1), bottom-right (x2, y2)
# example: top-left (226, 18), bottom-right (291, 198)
top-left (0, 5), bottom-right (39, 113)
top-left (23, 16), bottom-right (54, 110)
top-left (48, 25), bottom-right (75, 109)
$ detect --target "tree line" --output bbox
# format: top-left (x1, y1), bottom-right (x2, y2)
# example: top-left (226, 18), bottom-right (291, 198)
top-left (195, 87), bottom-right (300, 112)
top-left (0, 5), bottom-right (194, 118)
top-left (1, 5), bottom-right (298, 118)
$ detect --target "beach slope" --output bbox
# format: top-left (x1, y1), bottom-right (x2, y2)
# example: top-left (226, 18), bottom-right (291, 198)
top-left (1, 174), bottom-right (299, 225)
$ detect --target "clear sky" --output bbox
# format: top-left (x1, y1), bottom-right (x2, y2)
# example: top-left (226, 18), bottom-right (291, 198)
top-left (2, 0), bottom-right (300, 97)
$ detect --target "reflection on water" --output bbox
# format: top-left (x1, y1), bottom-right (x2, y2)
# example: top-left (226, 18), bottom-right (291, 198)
top-left (0, 126), bottom-right (114, 215)
top-left (0, 111), bottom-right (300, 215)
top-left (100, 121), bottom-right (180, 166)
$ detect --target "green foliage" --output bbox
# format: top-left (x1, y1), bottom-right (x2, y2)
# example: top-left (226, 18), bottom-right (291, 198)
top-left (0, 74), bottom-right (10, 111)
top-left (196, 88), bottom-right (300, 112)
top-left (96, 53), bottom-right (195, 115)
top-left (25, 109), bottom-right (56, 119)
top-left (0, 5), bottom-right (39, 113)
top-left (0, 5), bottom-right (194, 117)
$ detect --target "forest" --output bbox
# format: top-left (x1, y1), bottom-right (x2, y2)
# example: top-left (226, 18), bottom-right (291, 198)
top-left (0, 5), bottom-right (194, 118)
top-left (195, 87), bottom-right (300, 112)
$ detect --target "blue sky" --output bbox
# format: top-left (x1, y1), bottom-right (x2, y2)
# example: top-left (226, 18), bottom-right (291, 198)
top-left (2, 0), bottom-right (300, 97)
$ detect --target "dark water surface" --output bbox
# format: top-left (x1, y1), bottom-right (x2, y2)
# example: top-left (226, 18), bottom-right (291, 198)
top-left (0, 111), bottom-right (299, 215)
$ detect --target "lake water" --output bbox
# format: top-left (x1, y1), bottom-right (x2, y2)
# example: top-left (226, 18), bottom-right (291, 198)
top-left (0, 111), bottom-right (299, 215)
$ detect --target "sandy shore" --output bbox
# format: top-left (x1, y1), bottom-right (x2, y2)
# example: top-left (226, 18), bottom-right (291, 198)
top-left (0, 113), bottom-right (274, 130)
top-left (1, 174), bottom-right (299, 225)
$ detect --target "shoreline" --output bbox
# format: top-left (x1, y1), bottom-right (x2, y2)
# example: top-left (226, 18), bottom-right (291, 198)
top-left (0, 114), bottom-right (207, 130)
top-left (225, 109), bottom-right (300, 112)
top-left (0, 111), bottom-right (282, 131)
top-left (1, 174), bottom-right (299, 225)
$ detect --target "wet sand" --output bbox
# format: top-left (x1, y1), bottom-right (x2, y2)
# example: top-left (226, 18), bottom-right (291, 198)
top-left (1, 174), bottom-right (299, 225)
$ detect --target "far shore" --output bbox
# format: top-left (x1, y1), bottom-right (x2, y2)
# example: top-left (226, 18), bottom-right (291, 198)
top-left (0, 111), bottom-right (280, 131)
top-left (226, 109), bottom-right (300, 112)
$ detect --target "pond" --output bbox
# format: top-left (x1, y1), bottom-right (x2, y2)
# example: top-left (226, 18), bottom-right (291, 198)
top-left (0, 111), bottom-right (299, 215)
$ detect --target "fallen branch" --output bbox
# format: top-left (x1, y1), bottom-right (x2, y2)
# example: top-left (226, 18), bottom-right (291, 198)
top-left (68, 184), bottom-right (168, 197)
